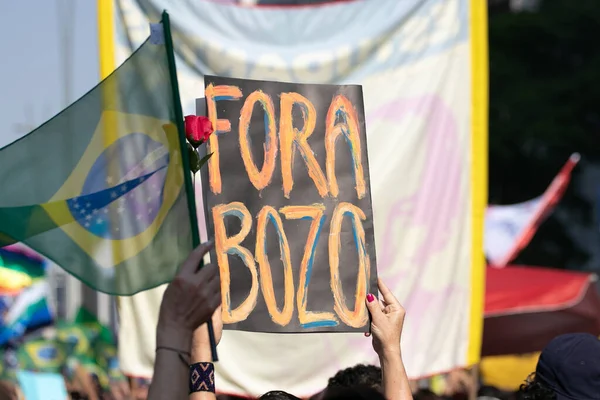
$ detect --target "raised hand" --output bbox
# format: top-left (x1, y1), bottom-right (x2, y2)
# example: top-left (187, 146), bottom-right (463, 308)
top-left (365, 279), bottom-right (412, 400)
top-left (365, 278), bottom-right (406, 357)
top-left (192, 306), bottom-right (223, 363)
top-left (156, 241), bottom-right (221, 349)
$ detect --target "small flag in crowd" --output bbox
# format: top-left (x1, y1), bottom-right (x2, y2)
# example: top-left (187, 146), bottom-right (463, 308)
top-left (0, 248), bottom-right (45, 295)
top-left (0, 18), bottom-right (195, 295)
top-left (485, 153), bottom-right (580, 267)
top-left (14, 306), bottom-right (122, 381)
top-left (0, 247), bottom-right (52, 346)
top-left (0, 348), bottom-right (19, 382)
top-left (17, 338), bottom-right (68, 373)
top-left (56, 309), bottom-right (122, 393)
top-left (0, 281), bottom-right (53, 346)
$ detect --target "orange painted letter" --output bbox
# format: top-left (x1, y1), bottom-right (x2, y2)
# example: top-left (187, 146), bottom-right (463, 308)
top-left (325, 95), bottom-right (366, 199)
top-left (205, 84), bottom-right (243, 194)
top-left (328, 202), bottom-right (370, 328)
top-left (279, 92), bottom-right (328, 198)
top-left (212, 202), bottom-right (259, 324)
top-left (239, 91), bottom-right (278, 191)
top-left (255, 206), bottom-right (294, 326)
top-left (280, 204), bottom-right (338, 328)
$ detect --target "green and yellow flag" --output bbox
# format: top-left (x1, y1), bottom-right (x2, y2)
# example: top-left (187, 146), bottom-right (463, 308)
top-left (17, 338), bottom-right (68, 373)
top-left (0, 14), bottom-right (198, 295)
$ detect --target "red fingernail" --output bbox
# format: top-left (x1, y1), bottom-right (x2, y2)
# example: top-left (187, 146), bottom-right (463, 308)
top-left (367, 293), bottom-right (375, 303)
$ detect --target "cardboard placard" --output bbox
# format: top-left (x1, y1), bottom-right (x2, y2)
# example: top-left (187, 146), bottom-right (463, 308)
top-left (200, 76), bottom-right (378, 333)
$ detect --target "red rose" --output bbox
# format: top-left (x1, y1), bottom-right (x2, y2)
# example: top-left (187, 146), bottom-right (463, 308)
top-left (184, 115), bottom-right (213, 148)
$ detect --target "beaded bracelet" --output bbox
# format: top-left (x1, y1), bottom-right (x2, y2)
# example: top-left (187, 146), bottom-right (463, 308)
top-left (189, 362), bottom-right (215, 393)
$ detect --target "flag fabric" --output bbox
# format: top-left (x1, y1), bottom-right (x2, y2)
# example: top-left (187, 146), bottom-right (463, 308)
top-left (73, 307), bottom-right (114, 345)
top-left (76, 307), bottom-right (125, 384)
top-left (485, 153), bottom-right (580, 267)
top-left (516, 155), bottom-right (600, 272)
top-left (55, 307), bottom-right (114, 361)
top-left (0, 348), bottom-right (19, 382)
top-left (0, 281), bottom-right (53, 346)
top-left (12, 308), bottom-right (124, 388)
top-left (485, 198), bottom-right (542, 264)
top-left (111, 0), bottom-right (489, 392)
top-left (3, 243), bottom-right (44, 261)
top-left (0, 17), bottom-right (195, 295)
top-left (0, 248), bottom-right (45, 295)
top-left (55, 322), bottom-right (100, 360)
top-left (17, 338), bottom-right (68, 373)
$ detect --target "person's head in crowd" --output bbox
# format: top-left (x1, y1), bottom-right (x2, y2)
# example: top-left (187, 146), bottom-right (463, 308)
top-left (259, 390), bottom-right (301, 399)
top-left (321, 385), bottom-right (386, 400)
top-left (326, 364), bottom-right (382, 393)
top-left (0, 380), bottom-right (19, 400)
top-left (413, 388), bottom-right (443, 400)
top-left (518, 374), bottom-right (557, 400)
top-left (519, 333), bottom-right (600, 400)
top-left (478, 385), bottom-right (514, 400)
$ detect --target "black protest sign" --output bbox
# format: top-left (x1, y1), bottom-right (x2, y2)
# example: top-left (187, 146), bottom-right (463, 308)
top-left (201, 76), bottom-right (378, 333)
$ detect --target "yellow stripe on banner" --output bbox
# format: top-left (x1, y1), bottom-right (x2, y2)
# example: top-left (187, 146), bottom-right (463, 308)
top-left (98, 0), bottom-right (116, 80)
top-left (467, 0), bottom-right (489, 366)
top-left (97, 0), bottom-right (123, 265)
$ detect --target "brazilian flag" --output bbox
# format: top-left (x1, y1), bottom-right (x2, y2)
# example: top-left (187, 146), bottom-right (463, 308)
top-left (17, 338), bottom-right (68, 373)
top-left (0, 14), bottom-right (199, 295)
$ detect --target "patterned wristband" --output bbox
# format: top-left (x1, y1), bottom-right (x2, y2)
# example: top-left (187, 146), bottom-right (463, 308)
top-left (189, 362), bottom-right (215, 393)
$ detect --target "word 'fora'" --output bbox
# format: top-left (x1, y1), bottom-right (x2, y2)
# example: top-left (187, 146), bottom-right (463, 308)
top-left (205, 84), bottom-right (366, 199)
top-left (214, 201), bottom-right (371, 329)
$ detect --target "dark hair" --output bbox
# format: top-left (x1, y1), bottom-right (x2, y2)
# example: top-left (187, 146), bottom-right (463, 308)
top-left (327, 364), bottom-right (382, 392)
top-left (478, 385), bottom-right (513, 400)
top-left (413, 389), bottom-right (442, 400)
top-left (259, 390), bottom-right (301, 400)
top-left (517, 373), bottom-right (556, 400)
top-left (322, 385), bottom-right (386, 400)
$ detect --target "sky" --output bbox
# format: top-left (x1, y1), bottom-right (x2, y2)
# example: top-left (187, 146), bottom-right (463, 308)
top-left (0, 1), bottom-right (98, 148)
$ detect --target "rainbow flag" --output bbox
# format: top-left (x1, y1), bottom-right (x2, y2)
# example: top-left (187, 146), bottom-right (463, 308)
top-left (0, 281), bottom-right (53, 345)
top-left (0, 248), bottom-right (45, 294)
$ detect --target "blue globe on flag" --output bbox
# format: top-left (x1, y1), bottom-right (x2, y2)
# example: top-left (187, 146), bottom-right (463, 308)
top-left (66, 133), bottom-right (170, 240)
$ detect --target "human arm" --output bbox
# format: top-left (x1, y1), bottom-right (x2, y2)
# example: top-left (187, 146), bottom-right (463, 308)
top-left (149, 327), bottom-right (192, 400)
top-left (69, 359), bottom-right (99, 400)
top-left (444, 368), bottom-right (475, 397)
top-left (147, 241), bottom-right (221, 400)
top-left (379, 348), bottom-right (411, 400)
top-left (189, 307), bottom-right (222, 400)
top-left (365, 279), bottom-right (413, 400)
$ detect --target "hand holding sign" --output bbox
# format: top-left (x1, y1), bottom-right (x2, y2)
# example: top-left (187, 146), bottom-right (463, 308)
top-left (192, 306), bottom-right (223, 363)
top-left (200, 76), bottom-right (379, 333)
top-left (366, 279), bottom-right (411, 400)
top-left (365, 279), bottom-right (405, 356)
top-left (156, 241), bottom-right (221, 349)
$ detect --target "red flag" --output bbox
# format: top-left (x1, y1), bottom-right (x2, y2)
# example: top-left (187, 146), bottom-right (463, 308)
top-left (485, 153), bottom-right (580, 267)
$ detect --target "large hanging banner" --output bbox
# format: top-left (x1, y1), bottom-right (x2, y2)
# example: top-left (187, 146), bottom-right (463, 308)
top-left (112, 0), bottom-right (488, 396)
